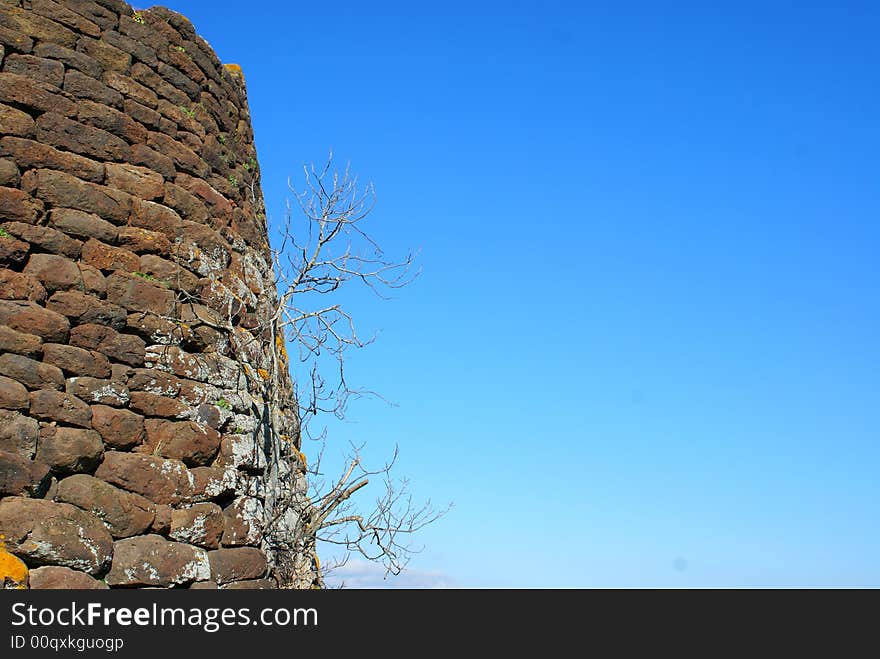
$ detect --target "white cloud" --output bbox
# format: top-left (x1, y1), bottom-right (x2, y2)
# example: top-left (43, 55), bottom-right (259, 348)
top-left (324, 560), bottom-right (456, 589)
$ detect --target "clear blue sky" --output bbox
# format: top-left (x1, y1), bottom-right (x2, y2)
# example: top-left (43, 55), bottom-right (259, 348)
top-left (159, 1), bottom-right (879, 587)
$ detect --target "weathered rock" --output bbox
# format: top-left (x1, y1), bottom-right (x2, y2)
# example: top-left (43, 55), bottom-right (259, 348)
top-left (0, 159), bottom-right (19, 187)
top-left (2, 53), bottom-right (65, 86)
top-left (130, 143), bottom-right (175, 178)
top-left (105, 162), bottom-right (164, 199)
top-left (221, 496), bottom-right (263, 547)
top-left (0, 300), bottom-right (69, 342)
top-left (81, 238), bottom-right (140, 272)
top-left (48, 208), bottom-right (117, 243)
top-left (0, 104), bottom-right (35, 138)
top-left (118, 227), bottom-right (172, 256)
top-left (36, 426), bottom-right (103, 474)
top-left (103, 70), bottom-right (157, 107)
top-left (138, 253), bottom-right (199, 292)
top-left (76, 35), bottom-right (130, 73)
top-left (46, 290), bottom-right (127, 329)
top-left (21, 169), bottom-right (131, 224)
top-left (28, 0), bottom-right (102, 37)
top-left (105, 535), bottom-right (210, 587)
top-left (128, 391), bottom-right (187, 418)
top-left (151, 504), bottom-right (172, 535)
top-left (55, 474), bottom-right (155, 538)
top-left (0, 410), bottom-right (38, 457)
top-left (0, 232), bottom-right (28, 266)
top-left (141, 419), bottom-right (220, 467)
top-left (0, 375), bottom-right (29, 410)
top-left (0, 497), bottom-right (113, 574)
top-left (42, 344), bottom-right (111, 379)
top-left (189, 581), bottom-right (218, 589)
top-left (22, 253), bottom-right (83, 293)
top-left (0, 324), bottom-right (42, 358)
top-left (170, 503), bottom-right (224, 549)
top-left (90, 405), bottom-right (145, 450)
top-left (127, 368), bottom-right (180, 396)
top-left (28, 566), bottom-right (108, 590)
top-left (216, 433), bottom-right (267, 472)
top-left (208, 548), bottom-right (267, 584)
top-left (29, 389), bottom-right (92, 428)
top-left (191, 466), bottom-right (236, 501)
top-left (223, 579), bottom-right (274, 590)
top-left (0, 136), bottom-right (104, 183)
top-left (33, 41), bottom-right (102, 78)
top-left (95, 451), bottom-right (194, 505)
top-left (0, 72), bottom-right (76, 116)
top-left (1, 221), bottom-right (82, 258)
top-left (78, 100), bottom-right (148, 145)
top-left (0, 269), bottom-right (47, 303)
top-left (0, 352), bottom-right (64, 390)
top-left (0, 451), bottom-right (50, 496)
top-left (65, 377), bottom-right (130, 406)
top-left (69, 323), bottom-right (145, 366)
top-left (144, 345), bottom-right (242, 386)
top-left (36, 111), bottom-right (127, 160)
top-left (106, 272), bottom-right (175, 315)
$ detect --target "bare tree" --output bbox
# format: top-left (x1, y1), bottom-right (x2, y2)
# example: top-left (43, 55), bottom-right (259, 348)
top-left (266, 152), bottom-right (448, 582)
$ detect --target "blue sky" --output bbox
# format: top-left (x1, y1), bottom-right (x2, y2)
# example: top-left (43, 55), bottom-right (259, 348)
top-left (159, 1), bottom-right (880, 587)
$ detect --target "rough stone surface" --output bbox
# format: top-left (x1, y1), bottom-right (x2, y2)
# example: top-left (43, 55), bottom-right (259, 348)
top-left (29, 389), bottom-right (92, 428)
top-left (0, 450), bottom-right (50, 496)
top-left (0, 410), bottom-right (39, 458)
top-left (95, 451), bottom-right (194, 505)
top-left (106, 535), bottom-right (210, 587)
top-left (0, 497), bottom-right (113, 574)
top-left (55, 474), bottom-right (155, 538)
top-left (90, 404), bottom-right (145, 450)
top-left (36, 425), bottom-right (103, 475)
top-left (28, 566), bottom-right (108, 590)
top-left (208, 548), bottom-right (267, 584)
top-left (43, 343), bottom-right (112, 378)
top-left (170, 503), bottom-right (224, 549)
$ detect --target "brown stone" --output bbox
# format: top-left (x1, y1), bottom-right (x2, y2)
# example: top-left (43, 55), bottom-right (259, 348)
top-left (0, 158), bottom-right (18, 187)
top-left (0, 221), bottom-right (82, 258)
top-left (0, 375), bottom-right (29, 410)
top-left (106, 272), bottom-right (176, 315)
top-left (36, 111), bottom-right (128, 161)
top-left (190, 466), bottom-right (236, 501)
top-left (2, 53), bottom-right (65, 87)
top-left (106, 535), bottom-right (210, 587)
top-left (48, 208), bottom-right (117, 243)
top-left (103, 70), bottom-right (158, 107)
top-left (43, 343), bottom-right (111, 378)
top-left (21, 169), bottom-right (131, 224)
top-left (65, 377), bottom-right (130, 407)
top-left (141, 419), bottom-right (220, 467)
top-left (0, 24), bottom-right (33, 54)
top-left (149, 132), bottom-right (209, 178)
top-left (144, 345), bottom-right (240, 385)
top-left (0, 324), bottom-right (42, 358)
top-left (0, 72), bottom-right (76, 116)
top-left (55, 474), bottom-right (155, 538)
top-left (0, 301), bottom-right (69, 344)
top-left (0, 186), bottom-right (43, 224)
top-left (151, 503), bottom-right (172, 534)
top-left (0, 410), bottom-right (38, 457)
top-left (0, 104), bottom-right (35, 138)
top-left (0, 269), bottom-right (47, 303)
top-left (46, 290), bottom-right (127, 329)
top-left (138, 254), bottom-right (199, 292)
top-left (28, 566), bottom-right (107, 590)
top-left (69, 323), bottom-right (145, 366)
top-left (29, 0), bottom-right (102, 37)
top-left (129, 391), bottom-right (187, 418)
top-left (90, 405), bottom-right (145, 450)
top-left (0, 233), bottom-right (28, 267)
top-left (81, 238), bottom-right (140, 272)
top-left (124, 98), bottom-right (161, 129)
top-left (0, 136), bottom-right (105, 184)
top-left (29, 389), bottom-right (92, 428)
top-left (77, 100), bottom-right (149, 144)
top-left (0, 451), bottom-right (50, 496)
top-left (117, 227), bottom-right (171, 256)
top-left (208, 548), bottom-right (267, 584)
top-left (95, 451), bottom-right (194, 505)
top-left (129, 198), bottom-right (183, 236)
top-left (0, 352), bottom-right (64, 390)
top-left (170, 503), bottom-right (224, 548)
top-left (105, 162), bottom-right (165, 200)
top-left (102, 29), bottom-right (158, 68)
top-left (78, 263), bottom-right (107, 298)
top-left (127, 368), bottom-right (180, 395)
top-left (76, 35), bottom-right (130, 73)
top-left (36, 426), bottom-right (103, 475)
top-left (131, 62), bottom-right (188, 106)
top-left (23, 253), bottom-right (82, 293)
top-left (189, 581), bottom-right (218, 589)
top-left (120, 16), bottom-right (170, 56)
top-left (162, 181), bottom-right (208, 223)
top-left (0, 497), bottom-right (113, 574)
top-left (176, 173), bottom-right (233, 215)
top-left (33, 41), bottom-right (102, 78)
top-left (221, 496), bottom-right (263, 547)
top-left (125, 311), bottom-right (189, 345)
top-left (129, 143), bottom-right (176, 179)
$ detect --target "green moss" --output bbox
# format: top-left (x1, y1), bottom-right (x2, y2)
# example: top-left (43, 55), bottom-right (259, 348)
top-left (179, 106), bottom-right (196, 119)
top-left (228, 174), bottom-right (237, 186)
top-left (216, 398), bottom-right (231, 410)
top-left (0, 228), bottom-right (11, 238)
top-left (175, 45), bottom-right (186, 53)
top-left (132, 12), bottom-right (145, 24)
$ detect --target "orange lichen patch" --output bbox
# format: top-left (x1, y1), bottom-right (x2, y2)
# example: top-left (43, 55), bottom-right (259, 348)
top-left (298, 450), bottom-right (307, 469)
top-left (0, 537), bottom-right (28, 589)
top-left (257, 368), bottom-right (269, 380)
top-left (275, 335), bottom-right (288, 362)
top-left (224, 63), bottom-right (245, 82)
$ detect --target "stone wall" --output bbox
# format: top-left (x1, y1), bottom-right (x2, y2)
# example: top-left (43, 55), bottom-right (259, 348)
top-left (0, 0), bottom-right (315, 589)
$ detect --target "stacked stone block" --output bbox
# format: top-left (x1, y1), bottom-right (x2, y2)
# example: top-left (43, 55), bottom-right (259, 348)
top-left (0, 0), bottom-right (310, 589)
